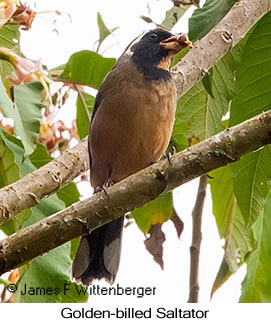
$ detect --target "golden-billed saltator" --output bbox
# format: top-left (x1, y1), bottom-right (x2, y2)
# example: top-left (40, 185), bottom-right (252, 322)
top-left (72, 28), bottom-right (191, 285)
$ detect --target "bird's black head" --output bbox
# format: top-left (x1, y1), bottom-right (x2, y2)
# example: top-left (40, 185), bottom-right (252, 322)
top-left (127, 28), bottom-right (191, 81)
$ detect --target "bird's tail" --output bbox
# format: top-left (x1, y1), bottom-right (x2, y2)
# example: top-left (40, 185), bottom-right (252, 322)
top-left (72, 217), bottom-right (124, 285)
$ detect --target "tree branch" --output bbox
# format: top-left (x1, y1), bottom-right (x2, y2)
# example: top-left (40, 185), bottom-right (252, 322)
top-left (0, 110), bottom-right (271, 275)
top-left (0, 138), bottom-right (89, 225)
top-left (188, 175), bottom-right (208, 303)
top-left (0, 0), bottom-right (269, 225)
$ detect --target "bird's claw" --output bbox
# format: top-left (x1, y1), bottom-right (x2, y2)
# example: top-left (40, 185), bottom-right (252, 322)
top-left (164, 146), bottom-right (176, 164)
top-left (102, 178), bottom-right (114, 199)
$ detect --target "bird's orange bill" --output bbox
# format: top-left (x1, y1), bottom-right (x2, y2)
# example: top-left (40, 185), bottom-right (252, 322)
top-left (159, 34), bottom-right (193, 53)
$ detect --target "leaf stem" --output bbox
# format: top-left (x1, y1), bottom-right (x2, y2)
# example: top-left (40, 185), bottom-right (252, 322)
top-left (0, 278), bottom-right (9, 287)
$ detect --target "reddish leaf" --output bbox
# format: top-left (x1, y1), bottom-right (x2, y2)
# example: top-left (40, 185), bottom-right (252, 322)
top-left (171, 208), bottom-right (184, 238)
top-left (144, 223), bottom-right (165, 269)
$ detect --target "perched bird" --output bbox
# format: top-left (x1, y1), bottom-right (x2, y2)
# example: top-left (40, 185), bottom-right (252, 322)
top-left (72, 28), bottom-right (191, 285)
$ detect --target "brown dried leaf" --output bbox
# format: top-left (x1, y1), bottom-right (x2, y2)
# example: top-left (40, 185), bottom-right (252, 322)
top-left (144, 223), bottom-right (165, 269)
top-left (171, 208), bottom-right (184, 238)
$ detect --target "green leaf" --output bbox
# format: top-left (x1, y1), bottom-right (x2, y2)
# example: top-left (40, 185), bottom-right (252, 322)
top-left (0, 129), bottom-right (32, 236)
top-left (0, 72), bottom-right (13, 111)
top-left (0, 209), bottom-right (31, 236)
top-left (96, 12), bottom-right (118, 52)
top-left (0, 130), bottom-right (31, 235)
top-left (1, 82), bottom-right (43, 156)
top-left (201, 71), bottom-right (214, 98)
top-left (171, 47), bottom-right (191, 67)
top-left (26, 194), bottom-right (65, 227)
top-left (162, 5), bottom-right (190, 29)
top-left (172, 54), bottom-right (234, 150)
top-left (76, 92), bottom-right (95, 139)
top-left (14, 243), bottom-right (88, 303)
top-left (0, 130), bottom-right (20, 187)
top-left (70, 238), bottom-right (80, 260)
top-left (229, 146), bottom-right (271, 227)
top-left (29, 143), bottom-right (53, 168)
top-left (0, 23), bottom-right (20, 51)
top-left (240, 190), bottom-right (271, 302)
top-left (209, 166), bottom-right (255, 295)
top-left (188, 0), bottom-right (237, 41)
top-left (14, 82), bottom-right (43, 155)
top-left (0, 23), bottom-right (20, 93)
top-left (0, 129), bottom-right (64, 233)
top-left (57, 183), bottom-right (80, 208)
top-left (60, 50), bottom-right (116, 89)
top-left (0, 128), bottom-right (36, 177)
top-left (133, 193), bottom-right (173, 233)
top-left (230, 13), bottom-right (271, 126)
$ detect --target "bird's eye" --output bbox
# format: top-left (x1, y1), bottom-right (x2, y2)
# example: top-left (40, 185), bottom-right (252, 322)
top-left (149, 33), bottom-right (158, 40)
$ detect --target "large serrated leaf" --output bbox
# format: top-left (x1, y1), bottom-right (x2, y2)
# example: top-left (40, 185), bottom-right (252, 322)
top-left (240, 190), bottom-right (271, 302)
top-left (229, 146), bottom-right (271, 227)
top-left (209, 166), bottom-right (255, 296)
top-left (59, 50), bottom-right (116, 89)
top-left (172, 54), bottom-right (234, 150)
top-left (174, 20), bottom-right (254, 151)
top-left (188, 0), bottom-right (237, 41)
top-left (230, 13), bottom-right (271, 126)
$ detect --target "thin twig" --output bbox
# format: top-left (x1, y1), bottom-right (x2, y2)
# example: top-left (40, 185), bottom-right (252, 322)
top-left (188, 175), bottom-right (208, 303)
top-left (73, 84), bottom-right (91, 122)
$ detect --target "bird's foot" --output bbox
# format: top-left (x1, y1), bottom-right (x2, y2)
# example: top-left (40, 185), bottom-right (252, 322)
top-left (101, 178), bottom-right (115, 199)
top-left (163, 146), bottom-right (177, 164)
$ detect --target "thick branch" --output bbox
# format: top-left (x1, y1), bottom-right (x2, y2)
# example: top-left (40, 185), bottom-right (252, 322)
top-left (0, 138), bottom-right (89, 225)
top-left (0, 111), bottom-right (270, 275)
top-left (0, 0), bottom-right (269, 225)
top-left (188, 175), bottom-right (208, 303)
